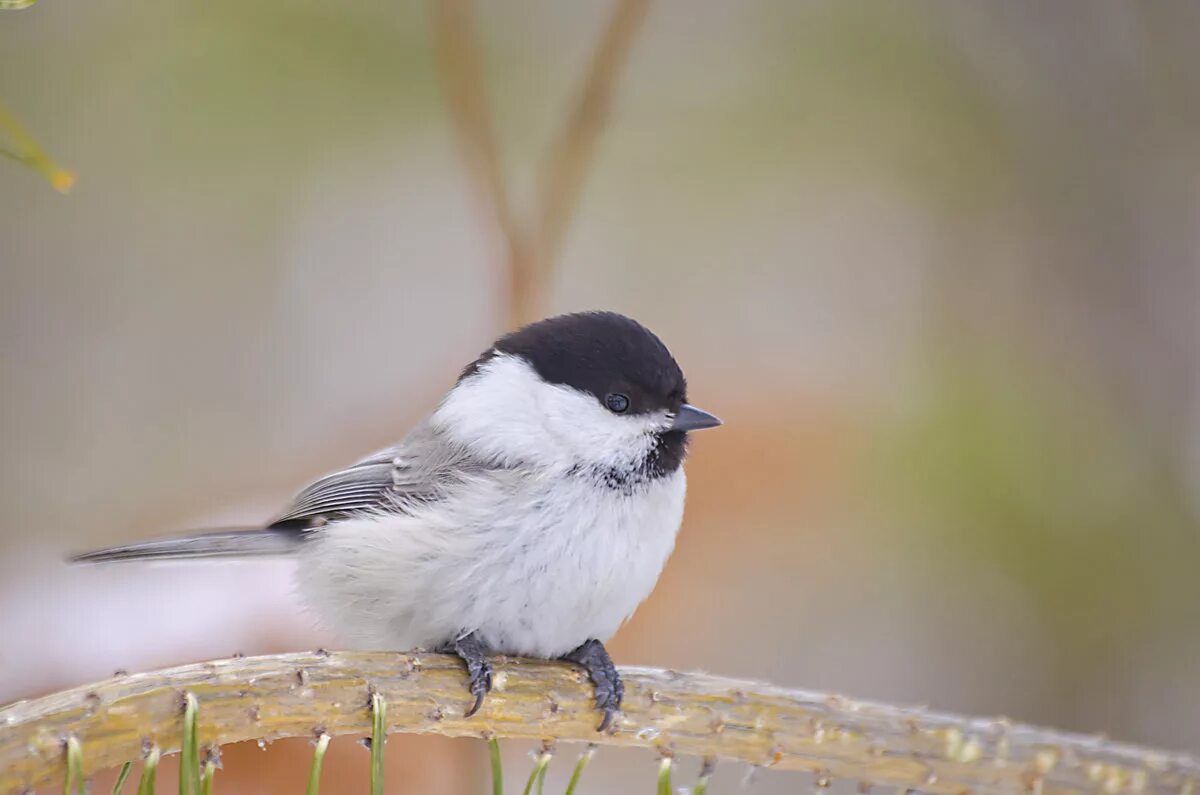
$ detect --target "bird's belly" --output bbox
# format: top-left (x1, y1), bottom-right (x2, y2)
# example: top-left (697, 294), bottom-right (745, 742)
top-left (295, 470), bottom-right (686, 658)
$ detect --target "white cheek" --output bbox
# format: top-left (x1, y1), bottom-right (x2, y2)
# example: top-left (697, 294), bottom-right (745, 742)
top-left (433, 354), bottom-right (665, 471)
top-left (544, 397), bottom-right (664, 471)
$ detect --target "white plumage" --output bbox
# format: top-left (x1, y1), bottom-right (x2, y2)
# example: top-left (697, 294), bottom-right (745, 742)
top-left (297, 354), bottom-right (687, 657)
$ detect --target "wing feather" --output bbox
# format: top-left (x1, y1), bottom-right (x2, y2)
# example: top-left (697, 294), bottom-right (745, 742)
top-left (267, 424), bottom-right (482, 528)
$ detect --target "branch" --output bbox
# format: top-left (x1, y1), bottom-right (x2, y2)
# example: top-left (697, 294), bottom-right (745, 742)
top-left (3, 652), bottom-right (1198, 795)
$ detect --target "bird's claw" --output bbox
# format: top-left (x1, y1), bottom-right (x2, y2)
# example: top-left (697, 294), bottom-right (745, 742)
top-left (466, 690), bottom-right (485, 719)
top-left (594, 673), bottom-right (623, 731)
top-left (562, 639), bottom-right (624, 732)
top-left (447, 631), bottom-right (493, 718)
top-left (463, 658), bottom-right (493, 718)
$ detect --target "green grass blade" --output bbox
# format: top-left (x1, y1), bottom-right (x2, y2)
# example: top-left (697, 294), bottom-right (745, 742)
top-left (488, 738), bottom-right (503, 795)
top-left (563, 746), bottom-right (594, 795)
top-left (306, 734), bottom-right (331, 795)
top-left (521, 763), bottom-right (539, 795)
top-left (656, 756), bottom-right (673, 795)
top-left (112, 762), bottom-right (133, 795)
top-left (370, 692), bottom-right (386, 795)
top-left (521, 749), bottom-right (551, 795)
top-left (694, 757), bottom-right (716, 795)
top-left (64, 736), bottom-right (82, 795)
top-left (138, 747), bottom-right (160, 795)
top-left (180, 693), bottom-right (199, 795)
top-left (200, 759), bottom-right (216, 795)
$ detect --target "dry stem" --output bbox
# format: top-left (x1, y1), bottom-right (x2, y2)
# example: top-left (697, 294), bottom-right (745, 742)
top-left (430, 0), bottom-right (650, 328)
top-left (535, 0), bottom-right (650, 274)
top-left (2, 651), bottom-right (1198, 795)
top-left (430, 0), bottom-right (537, 328)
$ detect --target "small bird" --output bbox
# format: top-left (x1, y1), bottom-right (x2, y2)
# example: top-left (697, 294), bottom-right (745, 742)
top-left (73, 311), bottom-right (721, 730)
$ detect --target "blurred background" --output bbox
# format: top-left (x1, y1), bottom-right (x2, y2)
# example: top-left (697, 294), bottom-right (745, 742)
top-left (3, 1), bottom-right (1200, 792)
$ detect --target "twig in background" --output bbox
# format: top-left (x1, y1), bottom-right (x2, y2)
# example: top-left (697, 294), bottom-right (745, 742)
top-left (431, 0), bottom-right (650, 327)
top-left (430, 0), bottom-right (535, 326)
top-left (535, 0), bottom-right (650, 275)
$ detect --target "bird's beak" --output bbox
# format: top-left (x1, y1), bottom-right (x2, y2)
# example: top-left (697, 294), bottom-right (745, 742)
top-left (669, 404), bottom-right (722, 432)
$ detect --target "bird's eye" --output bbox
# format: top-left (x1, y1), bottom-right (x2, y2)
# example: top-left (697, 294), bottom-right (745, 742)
top-left (605, 393), bottom-right (630, 413)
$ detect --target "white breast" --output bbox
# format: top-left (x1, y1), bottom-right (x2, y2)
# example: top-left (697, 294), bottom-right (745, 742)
top-left (295, 468), bottom-right (686, 658)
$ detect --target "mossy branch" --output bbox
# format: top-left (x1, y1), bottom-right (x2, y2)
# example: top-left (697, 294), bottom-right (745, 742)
top-left (2, 651), bottom-right (1197, 795)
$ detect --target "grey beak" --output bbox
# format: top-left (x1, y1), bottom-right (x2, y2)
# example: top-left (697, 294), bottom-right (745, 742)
top-left (670, 404), bottom-right (722, 432)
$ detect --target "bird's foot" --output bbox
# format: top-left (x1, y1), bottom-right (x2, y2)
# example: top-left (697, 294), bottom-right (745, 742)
top-left (443, 631), bottom-right (493, 718)
top-left (561, 639), bottom-right (623, 732)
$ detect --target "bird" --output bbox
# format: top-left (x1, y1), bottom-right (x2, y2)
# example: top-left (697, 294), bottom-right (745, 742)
top-left (72, 311), bottom-right (722, 730)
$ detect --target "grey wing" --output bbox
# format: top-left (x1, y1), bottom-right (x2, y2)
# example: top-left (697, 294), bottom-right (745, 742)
top-left (69, 428), bottom-right (468, 564)
top-left (268, 425), bottom-right (466, 529)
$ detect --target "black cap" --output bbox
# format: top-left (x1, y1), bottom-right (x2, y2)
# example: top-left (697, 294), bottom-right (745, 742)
top-left (464, 311), bottom-right (688, 416)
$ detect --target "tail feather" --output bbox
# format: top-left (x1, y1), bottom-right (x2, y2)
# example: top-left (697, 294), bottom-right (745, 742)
top-left (69, 527), bottom-right (304, 563)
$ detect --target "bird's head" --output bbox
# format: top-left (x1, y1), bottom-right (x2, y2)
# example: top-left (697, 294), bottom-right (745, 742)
top-left (433, 311), bottom-right (721, 480)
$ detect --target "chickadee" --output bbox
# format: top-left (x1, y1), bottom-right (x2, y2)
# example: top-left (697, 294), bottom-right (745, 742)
top-left (73, 311), bottom-right (721, 730)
